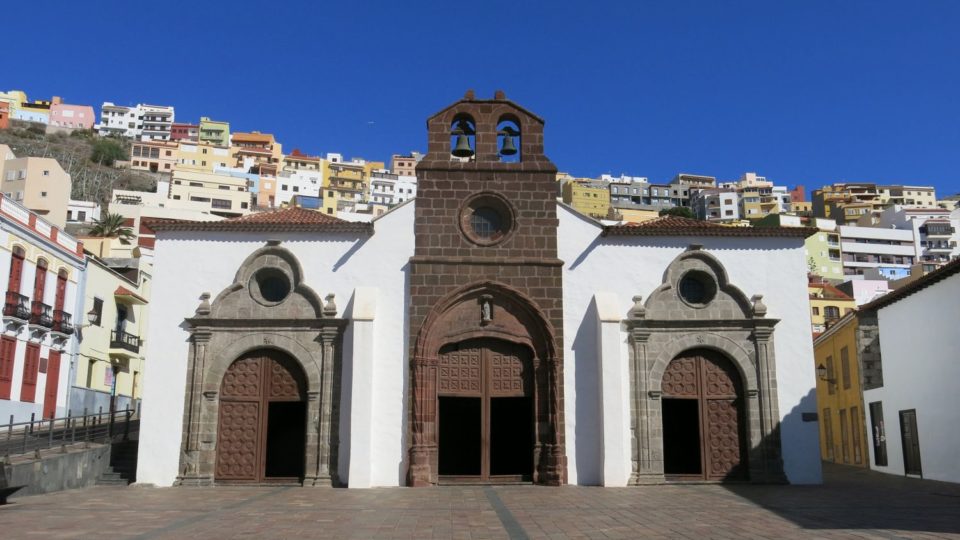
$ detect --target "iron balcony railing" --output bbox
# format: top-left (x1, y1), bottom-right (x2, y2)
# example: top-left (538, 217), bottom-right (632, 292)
top-left (0, 406), bottom-right (138, 458)
top-left (29, 301), bottom-right (53, 328)
top-left (52, 310), bottom-right (74, 335)
top-left (110, 330), bottom-right (140, 353)
top-left (3, 292), bottom-right (30, 320)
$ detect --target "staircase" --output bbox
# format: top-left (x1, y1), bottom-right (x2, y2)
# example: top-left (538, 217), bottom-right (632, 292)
top-left (96, 440), bottom-right (138, 486)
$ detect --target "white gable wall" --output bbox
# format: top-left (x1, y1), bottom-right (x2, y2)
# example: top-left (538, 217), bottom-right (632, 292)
top-left (558, 205), bottom-right (822, 485)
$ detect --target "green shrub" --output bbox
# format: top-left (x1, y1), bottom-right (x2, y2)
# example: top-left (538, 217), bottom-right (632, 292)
top-left (90, 138), bottom-right (128, 166)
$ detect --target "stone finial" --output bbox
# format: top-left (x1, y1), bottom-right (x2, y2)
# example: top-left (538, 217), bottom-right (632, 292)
top-left (195, 293), bottom-right (211, 316)
top-left (751, 294), bottom-right (767, 318)
top-left (464, 89), bottom-right (475, 100)
top-left (494, 89), bottom-right (506, 100)
top-left (628, 295), bottom-right (646, 319)
top-left (322, 293), bottom-right (337, 318)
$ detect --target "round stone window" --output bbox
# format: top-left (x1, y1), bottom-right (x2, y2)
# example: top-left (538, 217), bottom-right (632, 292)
top-left (459, 193), bottom-right (515, 246)
top-left (678, 270), bottom-right (717, 307)
top-left (251, 268), bottom-right (291, 305)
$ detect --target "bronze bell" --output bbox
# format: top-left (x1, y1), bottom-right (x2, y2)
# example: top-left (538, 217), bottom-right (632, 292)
top-left (499, 131), bottom-right (518, 156)
top-left (452, 132), bottom-right (474, 158)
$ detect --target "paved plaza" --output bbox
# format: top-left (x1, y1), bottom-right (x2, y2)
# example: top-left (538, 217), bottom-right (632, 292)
top-left (3, 463), bottom-right (959, 539)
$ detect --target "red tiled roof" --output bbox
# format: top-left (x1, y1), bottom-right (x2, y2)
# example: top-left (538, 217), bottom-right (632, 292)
top-left (810, 281), bottom-right (853, 300)
top-left (860, 257), bottom-right (960, 312)
top-left (114, 286), bottom-right (148, 304)
top-left (144, 207), bottom-right (373, 234)
top-left (601, 216), bottom-right (816, 238)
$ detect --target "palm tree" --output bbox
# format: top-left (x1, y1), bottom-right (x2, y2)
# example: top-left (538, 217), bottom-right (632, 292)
top-left (89, 212), bottom-right (135, 242)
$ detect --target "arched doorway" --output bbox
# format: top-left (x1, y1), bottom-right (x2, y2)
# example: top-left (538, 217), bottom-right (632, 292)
top-left (215, 350), bottom-right (307, 483)
top-left (437, 338), bottom-right (534, 482)
top-left (661, 349), bottom-right (747, 481)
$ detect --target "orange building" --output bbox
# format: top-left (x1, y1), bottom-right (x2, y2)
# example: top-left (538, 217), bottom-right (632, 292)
top-left (0, 102), bottom-right (9, 129)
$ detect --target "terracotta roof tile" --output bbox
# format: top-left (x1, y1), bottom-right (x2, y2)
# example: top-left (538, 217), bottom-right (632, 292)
top-left (114, 286), bottom-right (148, 304)
top-left (144, 207), bottom-right (373, 234)
top-left (602, 216), bottom-right (816, 238)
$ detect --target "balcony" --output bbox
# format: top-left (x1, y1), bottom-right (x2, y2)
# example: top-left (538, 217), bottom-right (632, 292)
top-left (3, 292), bottom-right (30, 320)
top-left (30, 301), bottom-right (53, 328)
top-left (52, 310), bottom-right (74, 335)
top-left (110, 330), bottom-right (140, 355)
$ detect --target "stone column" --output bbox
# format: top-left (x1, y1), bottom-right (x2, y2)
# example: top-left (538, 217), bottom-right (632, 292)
top-left (537, 354), bottom-right (565, 486)
top-left (177, 328), bottom-right (212, 486)
top-left (407, 355), bottom-right (436, 486)
top-left (595, 292), bottom-right (629, 486)
top-left (628, 327), bottom-right (663, 483)
top-left (346, 287), bottom-right (377, 488)
top-left (751, 324), bottom-right (785, 483)
top-left (310, 325), bottom-right (341, 486)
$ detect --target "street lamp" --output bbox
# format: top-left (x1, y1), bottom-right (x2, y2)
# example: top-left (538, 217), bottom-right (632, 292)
top-left (816, 363), bottom-right (836, 384)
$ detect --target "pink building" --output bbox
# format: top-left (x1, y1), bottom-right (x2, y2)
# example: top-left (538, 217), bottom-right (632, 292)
top-left (49, 103), bottom-right (95, 130)
top-left (171, 123), bottom-right (199, 141)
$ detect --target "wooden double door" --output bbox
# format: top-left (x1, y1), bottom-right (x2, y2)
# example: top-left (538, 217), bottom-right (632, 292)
top-left (661, 349), bottom-right (748, 481)
top-left (215, 351), bottom-right (307, 483)
top-left (437, 338), bottom-right (534, 483)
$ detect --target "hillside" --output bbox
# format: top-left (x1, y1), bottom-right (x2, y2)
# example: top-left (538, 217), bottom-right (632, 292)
top-left (0, 123), bottom-right (158, 209)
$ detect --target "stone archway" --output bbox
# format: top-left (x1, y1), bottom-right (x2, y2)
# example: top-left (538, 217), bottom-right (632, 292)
top-left (216, 349), bottom-right (308, 483)
top-left (407, 281), bottom-right (565, 486)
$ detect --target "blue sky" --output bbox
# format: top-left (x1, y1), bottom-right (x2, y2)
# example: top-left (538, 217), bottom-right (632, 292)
top-left (5, 1), bottom-right (959, 195)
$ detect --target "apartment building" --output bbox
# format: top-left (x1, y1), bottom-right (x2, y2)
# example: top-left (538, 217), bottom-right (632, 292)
top-left (877, 185), bottom-right (937, 208)
top-left (130, 140), bottom-right (178, 173)
top-left (109, 188), bottom-right (225, 254)
top-left (322, 157), bottom-right (385, 213)
top-left (857, 205), bottom-right (959, 264)
top-left (0, 144), bottom-right (71, 228)
top-left (670, 173), bottom-right (716, 190)
top-left (198, 117), bottom-right (230, 146)
top-left (808, 277), bottom-right (856, 334)
top-left (169, 169), bottom-right (251, 217)
top-left (72, 255), bottom-right (150, 415)
top-left (14, 98), bottom-right (56, 124)
top-left (0, 102), bottom-right (9, 130)
top-left (561, 180), bottom-right (609, 218)
top-left (390, 152), bottom-right (423, 177)
top-left (838, 225), bottom-right (916, 279)
top-left (0, 194), bottom-right (85, 422)
top-left (66, 200), bottom-right (101, 224)
top-left (728, 173), bottom-right (790, 220)
top-left (691, 188), bottom-right (739, 221)
top-left (170, 123), bottom-right (198, 142)
top-left (757, 214), bottom-right (842, 279)
top-left (175, 141), bottom-right (232, 173)
top-left (48, 102), bottom-right (95, 131)
top-left (0, 90), bottom-right (28, 119)
top-left (138, 104), bottom-right (175, 141)
top-left (231, 132), bottom-right (283, 174)
top-left (370, 170), bottom-right (417, 207)
top-left (813, 312), bottom-right (871, 468)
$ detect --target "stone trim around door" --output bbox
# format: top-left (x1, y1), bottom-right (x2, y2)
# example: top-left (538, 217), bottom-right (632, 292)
top-left (625, 245), bottom-right (786, 484)
top-left (175, 242), bottom-right (347, 487)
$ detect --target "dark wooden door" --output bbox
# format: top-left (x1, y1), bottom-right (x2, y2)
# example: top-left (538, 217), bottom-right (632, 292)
top-left (33, 259), bottom-right (47, 302)
top-left (54, 271), bottom-right (67, 311)
top-left (43, 351), bottom-right (61, 418)
top-left (899, 409), bottom-right (922, 476)
top-left (7, 248), bottom-right (24, 293)
top-left (215, 352), bottom-right (306, 482)
top-left (662, 350), bottom-right (747, 481)
top-left (437, 339), bottom-right (532, 482)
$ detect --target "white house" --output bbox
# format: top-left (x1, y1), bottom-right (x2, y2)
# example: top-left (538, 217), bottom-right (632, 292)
top-left (861, 259), bottom-right (960, 483)
top-left (135, 93), bottom-right (822, 489)
top-left (0, 194), bottom-right (85, 422)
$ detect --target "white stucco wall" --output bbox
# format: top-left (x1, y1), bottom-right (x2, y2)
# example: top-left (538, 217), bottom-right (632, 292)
top-left (136, 203), bottom-right (414, 487)
top-left (864, 272), bottom-right (960, 483)
top-left (559, 206), bottom-right (822, 485)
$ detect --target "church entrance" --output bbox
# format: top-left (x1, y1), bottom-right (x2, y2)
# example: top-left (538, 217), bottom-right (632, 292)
top-left (215, 350), bottom-right (307, 483)
top-left (437, 338), bottom-right (534, 483)
top-left (661, 349), bottom-right (747, 481)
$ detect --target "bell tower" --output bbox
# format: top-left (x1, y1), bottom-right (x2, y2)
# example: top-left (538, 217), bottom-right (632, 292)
top-left (407, 90), bottom-right (567, 486)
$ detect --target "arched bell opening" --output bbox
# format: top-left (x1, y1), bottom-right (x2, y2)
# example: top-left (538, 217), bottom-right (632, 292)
top-left (660, 348), bottom-right (748, 482)
top-left (496, 115), bottom-right (521, 163)
top-left (215, 349), bottom-right (308, 484)
top-left (450, 113), bottom-right (476, 161)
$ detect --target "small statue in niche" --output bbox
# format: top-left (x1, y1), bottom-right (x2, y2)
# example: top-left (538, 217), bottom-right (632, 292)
top-left (480, 294), bottom-right (493, 325)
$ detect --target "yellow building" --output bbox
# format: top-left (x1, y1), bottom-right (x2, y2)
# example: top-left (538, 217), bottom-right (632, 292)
top-left (75, 256), bottom-right (151, 412)
top-left (322, 158), bottom-right (385, 213)
top-left (230, 132), bottom-right (283, 174)
top-left (790, 200), bottom-right (813, 213)
top-left (0, 144), bottom-right (72, 227)
top-left (813, 312), bottom-right (871, 467)
top-left (607, 205), bottom-right (659, 223)
top-left (174, 141), bottom-right (232, 173)
top-left (808, 277), bottom-right (857, 334)
top-left (198, 117), bottom-right (230, 147)
top-left (561, 180), bottom-right (610, 219)
top-left (130, 140), bottom-right (178, 173)
top-left (0, 90), bottom-right (28, 116)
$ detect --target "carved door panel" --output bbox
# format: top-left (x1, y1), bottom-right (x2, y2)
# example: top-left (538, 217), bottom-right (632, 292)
top-left (216, 352), bottom-right (305, 482)
top-left (662, 350), bottom-right (746, 481)
top-left (437, 339), bottom-right (532, 482)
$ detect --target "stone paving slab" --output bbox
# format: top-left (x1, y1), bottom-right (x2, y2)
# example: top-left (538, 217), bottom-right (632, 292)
top-left (2, 463), bottom-right (958, 539)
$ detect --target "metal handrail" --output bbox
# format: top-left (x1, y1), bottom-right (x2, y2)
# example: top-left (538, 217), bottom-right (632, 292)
top-left (3, 292), bottom-right (30, 320)
top-left (30, 301), bottom-right (53, 327)
top-left (0, 406), bottom-right (139, 459)
top-left (110, 330), bottom-right (140, 353)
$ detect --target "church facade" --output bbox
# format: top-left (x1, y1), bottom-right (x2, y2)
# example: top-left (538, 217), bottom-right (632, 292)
top-left (137, 93), bottom-right (822, 487)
